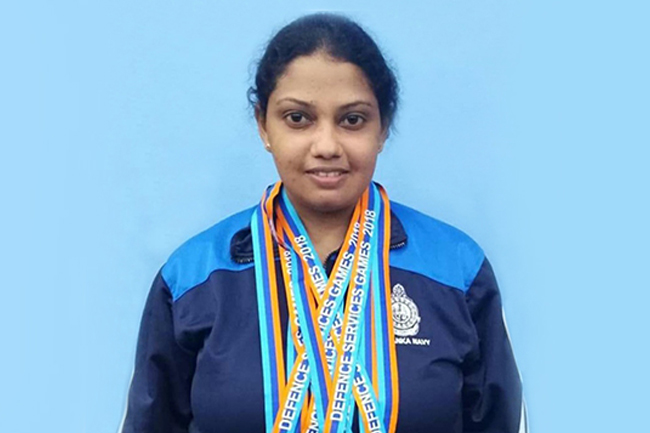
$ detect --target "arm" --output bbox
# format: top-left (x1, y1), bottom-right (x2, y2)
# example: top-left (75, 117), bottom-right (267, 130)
top-left (119, 272), bottom-right (195, 433)
top-left (462, 259), bottom-right (528, 433)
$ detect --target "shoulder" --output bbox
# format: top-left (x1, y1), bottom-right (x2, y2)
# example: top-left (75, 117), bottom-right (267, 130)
top-left (161, 206), bottom-right (256, 301)
top-left (390, 201), bottom-right (485, 293)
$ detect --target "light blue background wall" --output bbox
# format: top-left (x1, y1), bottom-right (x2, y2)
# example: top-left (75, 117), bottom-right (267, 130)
top-left (1, 1), bottom-right (648, 432)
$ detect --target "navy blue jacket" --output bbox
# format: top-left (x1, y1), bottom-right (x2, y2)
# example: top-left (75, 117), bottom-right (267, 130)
top-left (120, 202), bottom-right (527, 433)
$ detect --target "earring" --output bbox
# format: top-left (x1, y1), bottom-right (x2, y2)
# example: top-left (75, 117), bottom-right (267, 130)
top-left (265, 142), bottom-right (271, 150)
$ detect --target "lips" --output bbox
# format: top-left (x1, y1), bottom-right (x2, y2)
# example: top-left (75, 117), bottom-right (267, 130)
top-left (305, 168), bottom-right (349, 177)
top-left (305, 167), bottom-right (349, 187)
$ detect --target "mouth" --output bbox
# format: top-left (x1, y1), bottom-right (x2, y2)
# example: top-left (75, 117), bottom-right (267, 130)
top-left (305, 168), bottom-right (349, 187)
top-left (305, 168), bottom-right (349, 178)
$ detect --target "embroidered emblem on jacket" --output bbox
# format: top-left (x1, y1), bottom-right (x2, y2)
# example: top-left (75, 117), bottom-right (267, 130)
top-left (391, 283), bottom-right (421, 337)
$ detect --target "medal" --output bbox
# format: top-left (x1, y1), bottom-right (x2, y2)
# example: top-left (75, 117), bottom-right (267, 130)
top-left (252, 182), bottom-right (399, 433)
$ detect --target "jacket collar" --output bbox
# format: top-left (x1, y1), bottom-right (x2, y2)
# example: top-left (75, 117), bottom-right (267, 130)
top-left (230, 210), bottom-right (408, 264)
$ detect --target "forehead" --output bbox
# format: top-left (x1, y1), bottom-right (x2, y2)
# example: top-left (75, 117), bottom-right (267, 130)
top-left (271, 52), bottom-right (376, 105)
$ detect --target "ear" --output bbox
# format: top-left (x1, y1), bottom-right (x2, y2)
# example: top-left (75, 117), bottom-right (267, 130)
top-left (378, 126), bottom-right (389, 153)
top-left (255, 105), bottom-right (272, 153)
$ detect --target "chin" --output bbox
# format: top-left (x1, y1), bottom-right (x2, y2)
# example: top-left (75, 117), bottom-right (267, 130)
top-left (284, 182), bottom-right (367, 217)
top-left (303, 196), bottom-right (357, 216)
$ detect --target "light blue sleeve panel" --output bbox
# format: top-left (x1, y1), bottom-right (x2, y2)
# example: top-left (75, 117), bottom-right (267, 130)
top-left (161, 206), bottom-right (256, 301)
top-left (389, 202), bottom-right (485, 293)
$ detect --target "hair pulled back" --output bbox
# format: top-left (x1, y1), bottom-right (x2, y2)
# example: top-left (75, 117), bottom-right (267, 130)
top-left (248, 13), bottom-right (399, 132)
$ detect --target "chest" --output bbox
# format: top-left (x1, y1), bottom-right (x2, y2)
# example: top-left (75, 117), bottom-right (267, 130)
top-left (186, 268), bottom-right (475, 433)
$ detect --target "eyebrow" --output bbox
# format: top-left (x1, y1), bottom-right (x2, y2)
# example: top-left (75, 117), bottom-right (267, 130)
top-left (275, 97), bottom-right (375, 110)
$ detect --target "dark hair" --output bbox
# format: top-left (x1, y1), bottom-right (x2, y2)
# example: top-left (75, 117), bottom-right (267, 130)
top-left (248, 13), bottom-right (399, 132)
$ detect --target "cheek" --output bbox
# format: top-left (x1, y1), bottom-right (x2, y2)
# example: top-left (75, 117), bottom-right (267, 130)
top-left (272, 154), bottom-right (300, 179)
top-left (351, 148), bottom-right (379, 172)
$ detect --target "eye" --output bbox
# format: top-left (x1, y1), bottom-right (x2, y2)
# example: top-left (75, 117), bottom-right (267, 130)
top-left (284, 111), bottom-right (311, 128)
top-left (341, 114), bottom-right (366, 129)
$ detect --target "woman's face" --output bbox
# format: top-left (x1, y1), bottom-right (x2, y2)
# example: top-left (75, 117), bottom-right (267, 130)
top-left (257, 51), bottom-right (386, 219)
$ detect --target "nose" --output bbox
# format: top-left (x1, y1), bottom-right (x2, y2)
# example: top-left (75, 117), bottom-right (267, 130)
top-left (310, 121), bottom-right (342, 159)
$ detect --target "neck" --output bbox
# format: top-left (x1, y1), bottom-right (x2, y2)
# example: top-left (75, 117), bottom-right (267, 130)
top-left (292, 204), bottom-right (355, 264)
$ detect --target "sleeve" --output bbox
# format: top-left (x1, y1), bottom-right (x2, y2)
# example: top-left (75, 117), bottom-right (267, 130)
top-left (119, 271), bottom-right (196, 433)
top-left (462, 258), bottom-right (528, 433)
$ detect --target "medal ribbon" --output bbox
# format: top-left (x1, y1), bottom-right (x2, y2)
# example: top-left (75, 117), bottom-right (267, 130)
top-left (252, 182), bottom-right (399, 433)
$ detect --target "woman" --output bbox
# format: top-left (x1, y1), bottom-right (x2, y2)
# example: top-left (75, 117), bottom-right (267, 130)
top-left (120, 13), bottom-right (526, 433)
